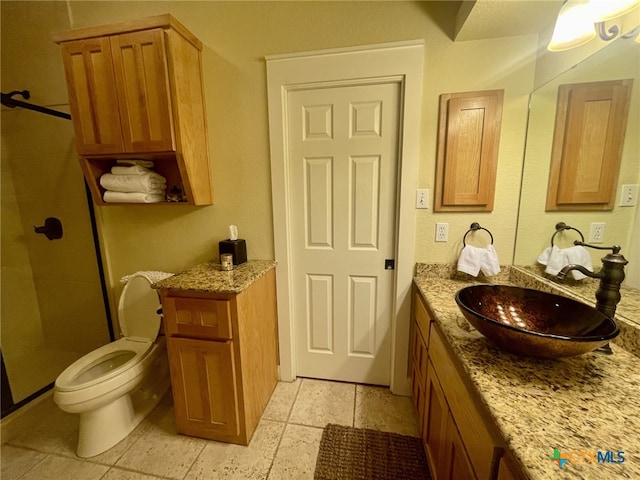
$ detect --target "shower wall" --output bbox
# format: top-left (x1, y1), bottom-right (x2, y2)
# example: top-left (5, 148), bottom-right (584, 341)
top-left (1, 1), bottom-right (110, 406)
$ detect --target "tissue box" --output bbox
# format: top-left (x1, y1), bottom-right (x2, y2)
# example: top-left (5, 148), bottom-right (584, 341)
top-left (219, 239), bottom-right (247, 265)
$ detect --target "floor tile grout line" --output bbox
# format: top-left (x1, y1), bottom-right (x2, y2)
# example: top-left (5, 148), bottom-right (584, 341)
top-left (283, 377), bottom-right (303, 425)
top-left (99, 463), bottom-right (177, 480)
top-left (178, 439), bottom-right (207, 480)
top-left (4, 444), bottom-right (49, 480)
top-left (264, 378), bottom-right (304, 480)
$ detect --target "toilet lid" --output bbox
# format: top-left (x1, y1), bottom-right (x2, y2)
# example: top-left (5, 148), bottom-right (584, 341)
top-left (118, 274), bottom-right (161, 341)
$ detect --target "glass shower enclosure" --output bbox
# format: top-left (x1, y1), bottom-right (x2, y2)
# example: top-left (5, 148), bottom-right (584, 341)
top-left (1, 93), bottom-right (111, 416)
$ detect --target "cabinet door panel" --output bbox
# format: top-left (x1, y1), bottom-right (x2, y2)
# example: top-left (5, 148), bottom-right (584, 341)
top-left (60, 37), bottom-right (124, 155)
top-left (111, 28), bottom-right (175, 152)
top-left (446, 414), bottom-right (477, 480)
top-left (167, 337), bottom-right (240, 441)
top-left (425, 361), bottom-right (449, 480)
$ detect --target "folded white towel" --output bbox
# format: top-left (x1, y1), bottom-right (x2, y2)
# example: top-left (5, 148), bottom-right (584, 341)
top-left (538, 245), bottom-right (593, 280)
top-left (542, 245), bottom-right (567, 276)
top-left (103, 191), bottom-right (165, 203)
top-left (565, 246), bottom-right (593, 280)
top-left (537, 246), bottom-right (553, 265)
top-left (110, 165), bottom-right (153, 175)
top-left (481, 244), bottom-right (501, 276)
top-left (458, 245), bottom-right (482, 276)
top-left (100, 172), bottom-right (167, 193)
top-left (120, 271), bottom-right (174, 285)
top-left (116, 159), bottom-right (155, 168)
top-left (457, 245), bottom-right (501, 277)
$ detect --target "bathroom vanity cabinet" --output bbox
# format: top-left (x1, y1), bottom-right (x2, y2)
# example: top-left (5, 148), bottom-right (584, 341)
top-left (158, 267), bottom-right (278, 445)
top-left (53, 14), bottom-right (212, 205)
top-left (411, 290), bottom-right (523, 480)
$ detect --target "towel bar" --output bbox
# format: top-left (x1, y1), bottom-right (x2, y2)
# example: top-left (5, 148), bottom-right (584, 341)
top-left (551, 222), bottom-right (585, 247)
top-left (463, 222), bottom-right (494, 246)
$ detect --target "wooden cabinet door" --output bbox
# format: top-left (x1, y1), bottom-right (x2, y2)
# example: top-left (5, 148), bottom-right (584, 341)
top-left (60, 37), bottom-right (124, 155)
top-left (167, 336), bottom-right (240, 442)
top-left (110, 28), bottom-right (175, 153)
top-left (444, 414), bottom-right (477, 480)
top-left (411, 319), bottom-right (428, 442)
top-left (424, 361), bottom-right (449, 480)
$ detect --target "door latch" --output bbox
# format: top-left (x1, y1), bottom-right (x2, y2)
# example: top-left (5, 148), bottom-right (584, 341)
top-left (384, 259), bottom-right (395, 270)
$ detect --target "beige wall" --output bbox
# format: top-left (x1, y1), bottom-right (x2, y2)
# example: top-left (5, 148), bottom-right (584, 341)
top-left (3, 1), bottom-right (540, 327)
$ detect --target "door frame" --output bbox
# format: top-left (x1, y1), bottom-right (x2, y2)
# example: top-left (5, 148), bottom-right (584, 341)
top-left (266, 40), bottom-right (424, 395)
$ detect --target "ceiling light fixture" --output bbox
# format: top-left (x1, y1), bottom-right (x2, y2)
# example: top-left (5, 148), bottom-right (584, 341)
top-left (548, 0), bottom-right (640, 51)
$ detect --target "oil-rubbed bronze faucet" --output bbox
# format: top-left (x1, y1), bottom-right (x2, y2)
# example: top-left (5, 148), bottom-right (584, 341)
top-left (557, 243), bottom-right (628, 354)
top-left (557, 244), bottom-right (628, 319)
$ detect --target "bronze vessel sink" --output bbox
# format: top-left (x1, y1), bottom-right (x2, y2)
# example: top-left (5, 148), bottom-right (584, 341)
top-left (455, 285), bottom-right (619, 358)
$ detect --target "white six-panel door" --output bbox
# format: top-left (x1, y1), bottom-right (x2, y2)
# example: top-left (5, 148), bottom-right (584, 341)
top-left (288, 82), bottom-right (400, 385)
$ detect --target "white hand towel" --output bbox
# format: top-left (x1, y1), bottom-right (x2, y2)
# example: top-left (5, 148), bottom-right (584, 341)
top-left (100, 172), bottom-right (167, 193)
top-left (110, 165), bottom-right (153, 175)
top-left (458, 245), bottom-right (482, 276)
top-left (120, 271), bottom-right (174, 285)
top-left (116, 159), bottom-right (155, 168)
top-left (537, 246), bottom-right (553, 266)
top-left (103, 191), bottom-right (165, 203)
top-left (480, 245), bottom-right (501, 276)
top-left (565, 246), bottom-right (593, 280)
top-left (544, 245), bottom-right (568, 276)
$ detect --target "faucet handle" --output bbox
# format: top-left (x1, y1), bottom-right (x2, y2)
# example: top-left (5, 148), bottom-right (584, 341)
top-left (574, 241), bottom-right (621, 254)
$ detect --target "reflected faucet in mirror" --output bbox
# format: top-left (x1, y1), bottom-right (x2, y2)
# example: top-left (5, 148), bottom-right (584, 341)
top-left (558, 243), bottom-right (628, 318)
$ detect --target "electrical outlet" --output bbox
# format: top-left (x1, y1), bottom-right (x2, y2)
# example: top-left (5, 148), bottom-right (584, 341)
top-left (589, 222), bottom-right (605, 244)
top-left (416, 189), bottom-right (429, 209)
top-left (620, 184), bottom-right (638, 207)
top-left (435, 223), bottom-right (449, 242)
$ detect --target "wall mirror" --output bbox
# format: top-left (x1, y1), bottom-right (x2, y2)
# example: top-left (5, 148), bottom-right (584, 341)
top-left (514, 36), bottom-right (639, 326)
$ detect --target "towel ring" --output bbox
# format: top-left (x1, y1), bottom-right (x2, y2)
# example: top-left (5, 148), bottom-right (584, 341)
top-left (463, 222), bottom-right (494, 247)
top-left (551, 222), bottom-right (585, 247)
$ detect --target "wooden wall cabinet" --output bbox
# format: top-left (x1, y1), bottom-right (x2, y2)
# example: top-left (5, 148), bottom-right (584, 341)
top-left (435, 90), bottom-right (504, 212)
top-left (546, 79), bottom-right (633, 211)
top-left (411, 288), bottom-right (525, 480)
top-left (53, 15), bottom-right (212, 205)
top-left (160, 270), bottom-right (278, 444)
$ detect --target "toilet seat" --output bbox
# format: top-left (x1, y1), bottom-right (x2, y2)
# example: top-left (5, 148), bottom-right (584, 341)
top-left (55, 273), bottom-right (162, 393)
top-left (55, 338), bottom-right (152, 392)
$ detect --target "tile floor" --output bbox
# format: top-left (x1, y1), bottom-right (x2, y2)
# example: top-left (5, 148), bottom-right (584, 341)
top-left (1, 378), bottom-right (420, 480)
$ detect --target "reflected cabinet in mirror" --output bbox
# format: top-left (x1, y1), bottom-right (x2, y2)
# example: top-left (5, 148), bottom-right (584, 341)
top-left (514, 36), bottom-right (639, 325)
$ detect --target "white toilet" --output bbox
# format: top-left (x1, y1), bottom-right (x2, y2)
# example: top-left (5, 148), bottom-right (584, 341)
top-left (54, 273), bottom-right (170, 458)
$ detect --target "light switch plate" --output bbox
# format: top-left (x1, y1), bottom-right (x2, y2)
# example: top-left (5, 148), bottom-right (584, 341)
top-left (620, 184), bottom-right (638, 207)
top-left (416, 189), bottom-right (429, 209)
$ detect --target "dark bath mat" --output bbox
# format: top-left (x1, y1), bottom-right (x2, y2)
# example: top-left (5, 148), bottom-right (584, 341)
top-left (314, 424), bottom-right (430, 480)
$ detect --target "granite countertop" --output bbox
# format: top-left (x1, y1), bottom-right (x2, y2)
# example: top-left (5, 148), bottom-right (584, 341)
top-left (152, 259), bottom-right (276, 294)
top-left (414, 265), bottom-right (640, 480)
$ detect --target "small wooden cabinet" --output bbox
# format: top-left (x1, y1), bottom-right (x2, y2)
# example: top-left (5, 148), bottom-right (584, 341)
top-left (435, 90), bottom-right (503, 212)
top-left (53, 15), bottom-right (212, 205)
top-left (160, 269), bottom-right (278, 444)
top-left (411, 288), bottom-right (519, 480)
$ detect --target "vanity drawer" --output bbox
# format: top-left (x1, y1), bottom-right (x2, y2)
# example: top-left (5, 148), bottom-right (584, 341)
top-left (414, 291), bottom-right (432, 344)
top-left (163, 296), bottom-right (232, 340)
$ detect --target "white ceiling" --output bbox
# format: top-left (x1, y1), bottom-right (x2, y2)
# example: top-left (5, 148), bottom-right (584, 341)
top-left (454, 0), bottom-right (563, 41)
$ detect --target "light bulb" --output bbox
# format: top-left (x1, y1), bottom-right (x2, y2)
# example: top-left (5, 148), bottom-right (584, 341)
top-left (548, 0), bottom-right (597, 51)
